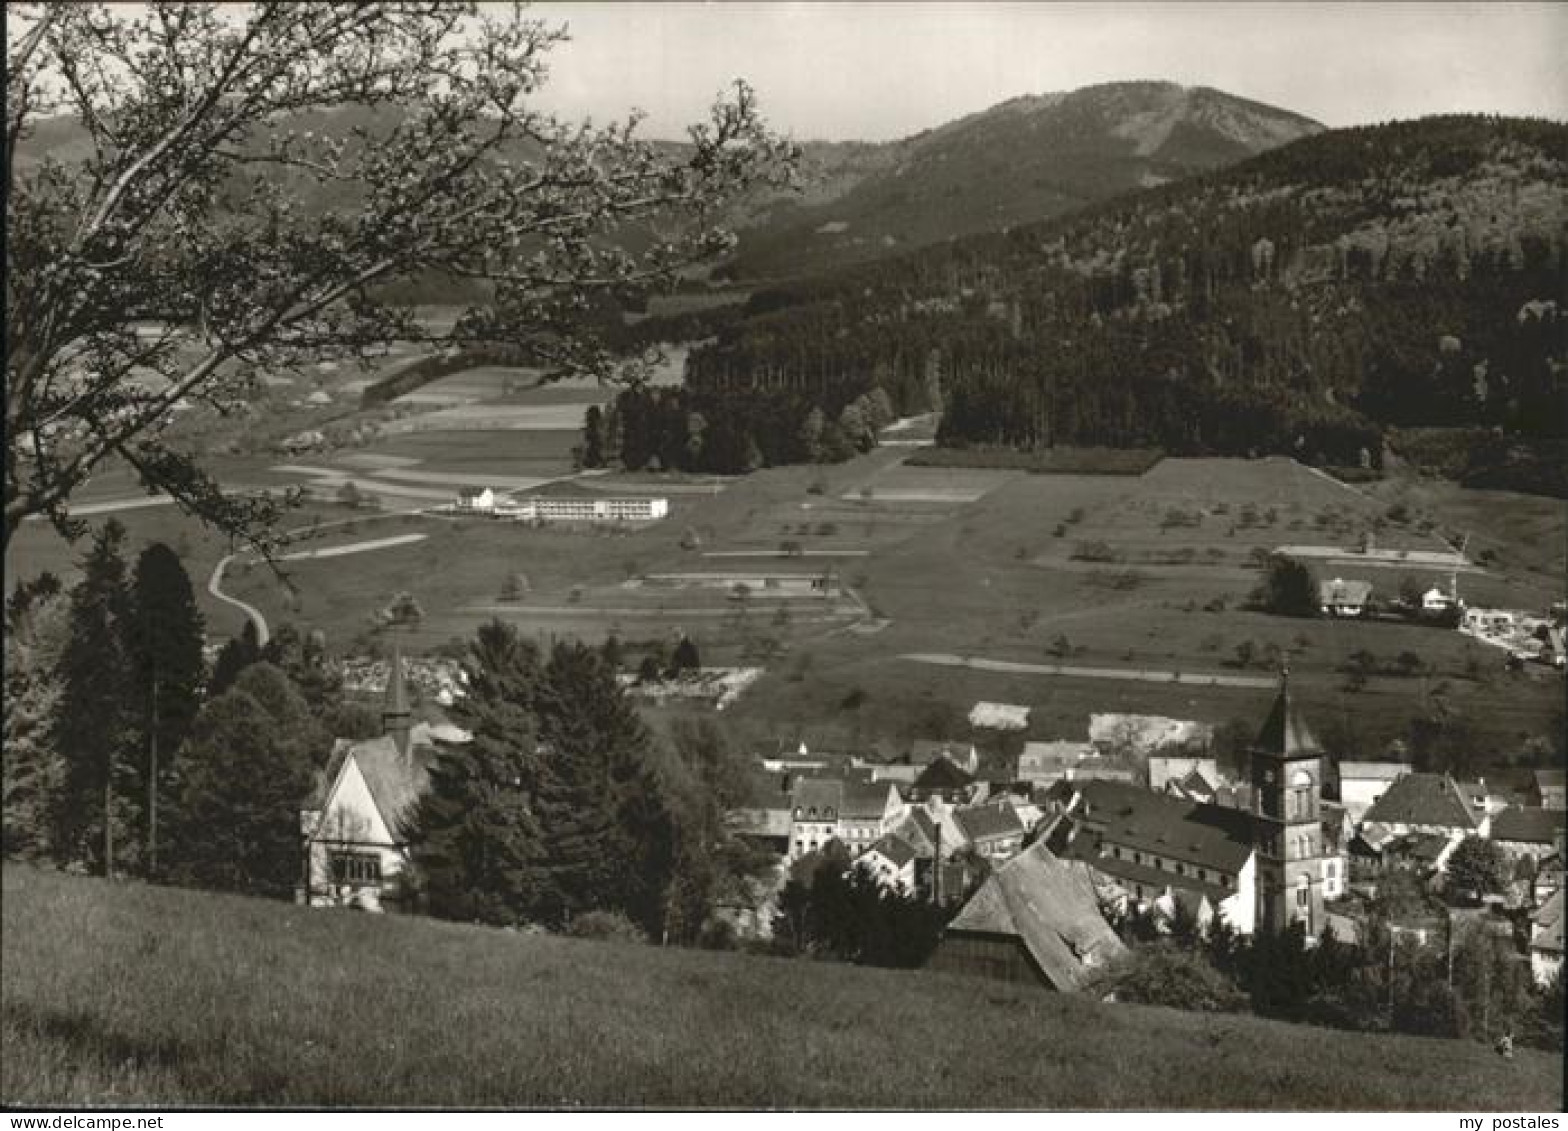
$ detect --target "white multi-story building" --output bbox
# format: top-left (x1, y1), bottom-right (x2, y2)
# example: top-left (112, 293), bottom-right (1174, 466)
top-left (499, 496), bottom-right (669, 522)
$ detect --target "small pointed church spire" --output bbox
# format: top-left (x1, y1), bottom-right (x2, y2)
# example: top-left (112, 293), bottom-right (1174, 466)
top-left (384, 640), bottom-right (412, 756)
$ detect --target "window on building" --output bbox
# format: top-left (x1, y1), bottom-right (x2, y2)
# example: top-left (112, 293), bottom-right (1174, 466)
top-left (329, 851), bottom-right (381, 887)
top-left (1175, 863), bottom-right (1185, 876)
top-left (1197, 869), bottom-right (1207, 882)
top-left (1133, 852), bottom-right (1142, 865)
top-left (1296, 875), bottom-right (1311, 908)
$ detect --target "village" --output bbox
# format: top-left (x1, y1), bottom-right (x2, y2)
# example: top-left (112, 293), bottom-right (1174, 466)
top-left (301, 641), bottom-right (1566, 1004)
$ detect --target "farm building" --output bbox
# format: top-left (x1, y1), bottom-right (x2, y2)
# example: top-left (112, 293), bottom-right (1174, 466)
top-left (455, 486), bottom-right (497, 512)
top-left (1319, 577), bottom-right (1372, 617)
top-left (927, 841), bottom-right (1125, 991)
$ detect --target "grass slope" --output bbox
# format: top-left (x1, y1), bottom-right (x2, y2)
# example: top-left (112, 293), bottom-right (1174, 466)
top-left (3, 866), bottom-right (1559, 1109)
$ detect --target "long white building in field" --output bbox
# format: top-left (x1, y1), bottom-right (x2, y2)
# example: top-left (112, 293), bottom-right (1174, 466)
top-left (456, 489), bottom-right (669, 522)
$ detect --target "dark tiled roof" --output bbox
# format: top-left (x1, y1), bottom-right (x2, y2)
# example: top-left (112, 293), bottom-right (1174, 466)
top-left (867, 835), bottom-right (918, 868)
top-left (914, 755), bottom-right (975, 791)
top-left (792, 777), bottom-right (842, 817)
top-left (1363, 772), bottom-right (1477, 831)
top-left (1492, 806), bottom-right (1567, 845)
top-left (1535, 770), bottom-right (1566, 789)
top-left (1075, 780), bottom-right (1255, 874)
top-left (891, 809), bottom-right (938, 856)
top-left (1177, 767), bottom-right (1216, 797)
top-left (953, 803), bottom-right (1025, 843)
top-left (1064, 836), bottom-right (1236, 904)
top-left (842, 778), bottom-right (894, 820)
top-left (943, 840), bottom-right (1126, 991)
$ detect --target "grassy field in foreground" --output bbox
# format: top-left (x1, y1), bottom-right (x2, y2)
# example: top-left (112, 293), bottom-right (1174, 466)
top-left (3, 866), bottom-right (1560, 1110)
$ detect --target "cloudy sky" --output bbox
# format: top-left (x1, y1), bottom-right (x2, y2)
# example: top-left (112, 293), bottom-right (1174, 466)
top-left (524, 2), bottom-right (1567, 140)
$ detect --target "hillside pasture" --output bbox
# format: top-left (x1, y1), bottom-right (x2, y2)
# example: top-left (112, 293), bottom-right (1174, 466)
top-left (717, 456), bottom-right (1565, 765)
top-left (4, 866), bottom-right (1557, 1110)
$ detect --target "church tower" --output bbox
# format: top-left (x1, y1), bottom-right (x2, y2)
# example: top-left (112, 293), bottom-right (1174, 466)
top-left (384, 640), bottom-right (413, 756)
top-left (1250, 669), bottom-right (1326, 936)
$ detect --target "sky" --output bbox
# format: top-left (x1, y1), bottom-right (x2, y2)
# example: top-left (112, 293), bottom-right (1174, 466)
top-left (522, 2), bottom-right (1568, 141)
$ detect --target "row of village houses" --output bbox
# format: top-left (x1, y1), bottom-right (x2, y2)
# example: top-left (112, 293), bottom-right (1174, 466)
top-left (724, 700), bottom-right (1566, 988)
top-left (295, 652), bottom-right (1565, 992)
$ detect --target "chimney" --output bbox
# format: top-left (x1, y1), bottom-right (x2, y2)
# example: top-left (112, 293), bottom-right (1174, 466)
top-left (384, 639), bottom-right (413, 757)
top-left (932, 818), bottom-right (943, 906)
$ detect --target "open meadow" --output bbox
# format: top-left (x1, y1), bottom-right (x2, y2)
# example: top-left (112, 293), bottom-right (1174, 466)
top-left (9, 422), bottom-right (1562, 771)
top-left (3, 865), bottom-right (1559, 1110)
top-left (716, 454), bottom-right (1565, 768)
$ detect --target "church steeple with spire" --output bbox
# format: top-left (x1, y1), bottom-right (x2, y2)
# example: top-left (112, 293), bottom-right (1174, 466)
top-left (1249, 666), bottom-right (1326, 935)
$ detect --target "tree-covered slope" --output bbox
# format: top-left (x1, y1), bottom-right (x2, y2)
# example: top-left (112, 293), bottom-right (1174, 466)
top-left (655, 116), bottom-right (1564, 478)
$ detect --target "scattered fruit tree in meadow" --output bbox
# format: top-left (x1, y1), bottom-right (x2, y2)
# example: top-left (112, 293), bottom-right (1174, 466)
top-left (5, 2), bottom-right (797, 550)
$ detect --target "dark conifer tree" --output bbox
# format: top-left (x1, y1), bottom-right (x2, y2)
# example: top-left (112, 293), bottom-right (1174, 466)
top-left (166, 664), bottom-right (321, 899)
top-left (125, 542), bottom-right (207, 875)
top-left (54, 520), bottom-right (135, 873)
top-left (406, 621), bottom-right (549, 925)
top-left (208, 619), bottom-right (263, 697)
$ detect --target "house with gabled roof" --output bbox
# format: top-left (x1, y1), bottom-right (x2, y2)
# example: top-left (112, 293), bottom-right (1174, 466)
top-left (906, 754), bottom-right (975, 803)
top-left (1363, 772), bottom-right (1481, 838)
top-left (300, 645), bottom-right (459, 911)
top-left (927, 840), bottom-right (1126, 992)
top-left (952, 801), bottom-right (1027, 862)
top-left (1319, 577), bottom-right (1372, 618)
top-left (1490, 806), bottom-right (1567, 865)
top-left (1338, 760), bottom-right (1410, 824)
top-left (857, 835), bottom-right (918, 892)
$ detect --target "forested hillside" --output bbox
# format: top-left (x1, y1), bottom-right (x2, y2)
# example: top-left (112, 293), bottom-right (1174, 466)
top-left (723, 81), bottom-right (1322, 281)
top-left (612, 117), bottom-right (1565, 484)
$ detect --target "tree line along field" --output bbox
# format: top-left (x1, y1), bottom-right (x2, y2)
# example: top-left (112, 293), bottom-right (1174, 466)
top-left (3, 865), bottom-right (1559, 1110)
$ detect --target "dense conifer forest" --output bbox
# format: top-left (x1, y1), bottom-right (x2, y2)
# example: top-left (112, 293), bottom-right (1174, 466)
top-left (601, 117), bottom-right (1566, 488)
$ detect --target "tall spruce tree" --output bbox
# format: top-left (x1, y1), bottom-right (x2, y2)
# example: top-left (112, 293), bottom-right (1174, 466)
top-left (125, 543), bottom-right (207, 875)
top-left (54, 520), bottom-right (135, 873)
top-left (167, 663), bottom-right (321, 898)
top-left (406, 621), bottom-right (549, 925)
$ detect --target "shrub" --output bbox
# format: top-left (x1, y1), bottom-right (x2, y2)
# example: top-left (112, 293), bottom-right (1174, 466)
top-left (563, 910), bottom-right (647, 944)
top-left (1072, 540), bottom-right (1120, 564)
top-left (1096, 944), bottom-right (1247, 1013)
